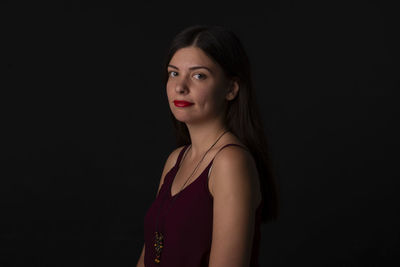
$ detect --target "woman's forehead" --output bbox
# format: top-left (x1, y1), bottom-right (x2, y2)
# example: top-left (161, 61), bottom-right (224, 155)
top-left (168, 47), bottom-right (217, 70)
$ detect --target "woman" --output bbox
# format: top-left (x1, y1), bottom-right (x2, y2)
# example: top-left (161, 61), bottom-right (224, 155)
top-left (137, 25), bottom-right (278, 267)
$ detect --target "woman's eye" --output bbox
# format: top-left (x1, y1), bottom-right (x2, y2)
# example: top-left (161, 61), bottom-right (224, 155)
top-left (193, 73), bottom-right (206, 80)
top-left (168, 71), bottom-right (178, 77)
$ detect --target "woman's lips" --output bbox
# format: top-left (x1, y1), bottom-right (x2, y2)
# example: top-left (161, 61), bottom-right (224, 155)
top-left (173, 100), bottom-right (194, 107)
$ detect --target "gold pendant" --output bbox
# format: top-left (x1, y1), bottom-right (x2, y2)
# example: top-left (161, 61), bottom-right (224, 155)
top-left (154, 231), bottom-right (164, 264)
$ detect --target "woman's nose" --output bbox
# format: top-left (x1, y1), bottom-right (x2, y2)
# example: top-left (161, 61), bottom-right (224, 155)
top-left (175, 77), bottom-right (189, 94)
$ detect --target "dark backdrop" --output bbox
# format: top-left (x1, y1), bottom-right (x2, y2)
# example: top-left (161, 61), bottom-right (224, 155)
top-left (2, 0), bottom-right (399, 266)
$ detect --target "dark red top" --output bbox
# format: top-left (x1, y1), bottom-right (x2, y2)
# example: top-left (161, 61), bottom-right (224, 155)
top-left (143, 144), bottom-right (263, 267)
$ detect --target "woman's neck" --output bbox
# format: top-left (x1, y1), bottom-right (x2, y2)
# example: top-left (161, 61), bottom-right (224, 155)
top-left (185, 120), bottom-right (227, 159)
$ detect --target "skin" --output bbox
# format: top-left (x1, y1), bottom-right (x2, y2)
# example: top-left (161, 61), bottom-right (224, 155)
top-left (136, 46), bottom-right (262, 267)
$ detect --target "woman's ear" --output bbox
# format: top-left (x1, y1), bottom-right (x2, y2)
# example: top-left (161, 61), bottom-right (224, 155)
top-left (225, 78), bottom-right (239, 101)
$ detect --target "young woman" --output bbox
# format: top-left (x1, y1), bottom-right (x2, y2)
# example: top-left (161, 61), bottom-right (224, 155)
top-left (137, 25), bottom-right (278, 267)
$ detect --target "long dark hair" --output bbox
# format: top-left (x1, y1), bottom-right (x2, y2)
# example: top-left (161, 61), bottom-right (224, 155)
top-left (163, 25), bottom-right (279, 223)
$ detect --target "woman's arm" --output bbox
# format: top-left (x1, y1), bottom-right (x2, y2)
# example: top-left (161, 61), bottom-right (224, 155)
top-left (208, 146), bottom-right (260, 267)
top-left (136, 244), bottom-right (145, 267)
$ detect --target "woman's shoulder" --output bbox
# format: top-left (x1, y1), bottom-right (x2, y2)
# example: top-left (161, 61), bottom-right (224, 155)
top-left (163, 145), bottom-right (188, 171)
top-left (212, 143), bottom-right (253, 167)
top-left (210, 141), bottom-right (257, 184)
top-left (157, 145), bottom-right (188, 194)
top-left (209, 142), bottom-right (261, 205)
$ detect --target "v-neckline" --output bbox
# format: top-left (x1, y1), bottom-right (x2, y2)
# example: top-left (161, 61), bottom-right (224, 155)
top-left (169, 156), bottom-right (213, 198)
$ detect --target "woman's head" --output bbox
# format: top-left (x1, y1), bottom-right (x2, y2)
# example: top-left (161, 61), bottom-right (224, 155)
top-left (164, 25), bottom-right (279, 223)
top-left (164, 25), bottom-right (256, 142)
top-left (166, 46), bottom-right (239, 126)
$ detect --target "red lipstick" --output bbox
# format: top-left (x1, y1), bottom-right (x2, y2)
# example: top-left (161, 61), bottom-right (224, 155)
top-left (174, 100), bottom-right (194, 107)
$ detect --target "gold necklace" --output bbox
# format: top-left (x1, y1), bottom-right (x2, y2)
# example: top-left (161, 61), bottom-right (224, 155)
top-left (154, 129), bottom-right (228, 264)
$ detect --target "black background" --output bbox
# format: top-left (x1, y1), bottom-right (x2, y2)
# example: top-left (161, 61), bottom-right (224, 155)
top-left (2, 0), bottom-right (399, 266)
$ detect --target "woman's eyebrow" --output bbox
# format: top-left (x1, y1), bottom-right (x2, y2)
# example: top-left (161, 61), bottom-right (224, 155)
top-left (168, 64), bottom-right (213, 73)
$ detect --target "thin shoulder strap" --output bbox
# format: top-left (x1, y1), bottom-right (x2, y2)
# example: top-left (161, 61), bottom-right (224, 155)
top-left (174, 144), bottom-right (190, 169)
top-left (211, 143), bottom-right (249, 161)
top-left (208, 143), bottom-right (249, 178)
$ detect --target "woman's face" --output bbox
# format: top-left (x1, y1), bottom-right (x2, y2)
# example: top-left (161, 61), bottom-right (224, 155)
top-left (166, 46), bottom-right (231, 125)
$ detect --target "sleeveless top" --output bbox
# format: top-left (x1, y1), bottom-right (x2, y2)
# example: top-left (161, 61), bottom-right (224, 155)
top-left (143, 144), bottom-right (264, 267)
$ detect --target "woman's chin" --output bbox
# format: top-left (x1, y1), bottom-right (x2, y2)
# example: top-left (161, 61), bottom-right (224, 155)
top-left (172, 113), bottom-right (199, 124)
top-left (174, 116), bottom-right (193, 124)
top-left (171, 110), bottom-right (192, 123)
top-left (172, 110), bottom-right (221, 126)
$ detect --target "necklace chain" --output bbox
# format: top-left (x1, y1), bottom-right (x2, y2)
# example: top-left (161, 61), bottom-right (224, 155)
top-left (176, 130), bottom-right (228, 196)
top-left (153, 129), bottom-right (228, 264)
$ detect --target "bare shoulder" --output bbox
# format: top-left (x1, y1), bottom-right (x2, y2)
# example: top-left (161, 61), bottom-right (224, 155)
top-left (212, 145), bottom-right (257, 177)
top-left (162, 145), bottom-right (186, 178)
top-left (209, 145), bottom-right (260, 206)
top-left (164, 145), bottom-right (186, 171)
top-left (156, 145), bottom-right (186, 196)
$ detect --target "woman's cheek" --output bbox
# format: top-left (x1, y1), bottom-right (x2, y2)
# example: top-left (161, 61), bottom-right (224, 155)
top-left (166, 84), bottom-right (173, 100)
